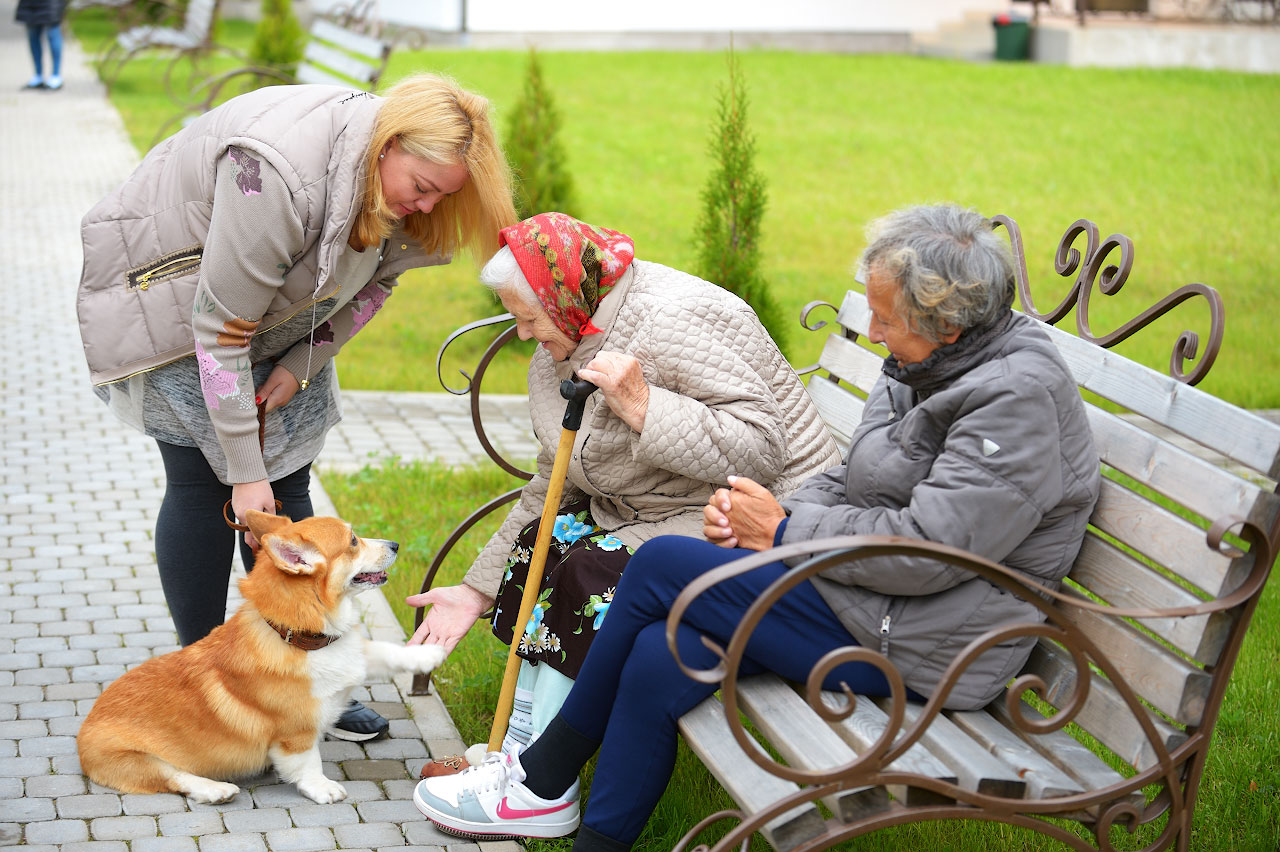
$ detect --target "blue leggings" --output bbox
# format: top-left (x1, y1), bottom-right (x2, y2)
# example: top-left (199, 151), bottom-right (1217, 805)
top-left (557, 535), bottom-right (895, 845)
top-left (27, 25), bottom-right (62, 78)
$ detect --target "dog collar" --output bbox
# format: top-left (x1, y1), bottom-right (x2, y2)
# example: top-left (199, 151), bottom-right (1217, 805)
top-left (264, 619), bottom-right (340, 651)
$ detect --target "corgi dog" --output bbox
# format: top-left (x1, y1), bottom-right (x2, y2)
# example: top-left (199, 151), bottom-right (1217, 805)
top-left (77, 511), bottom-right (447, 805)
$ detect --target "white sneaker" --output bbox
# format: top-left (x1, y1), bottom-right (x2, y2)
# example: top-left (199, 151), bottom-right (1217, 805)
top-left (412, 748), bottom-right (579, 840)
top-left (46, 75), bottom-right (62, 90)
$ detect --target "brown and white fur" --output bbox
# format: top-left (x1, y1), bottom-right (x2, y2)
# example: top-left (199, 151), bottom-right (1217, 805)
top-left (77, 511), bottom-right (446, 804)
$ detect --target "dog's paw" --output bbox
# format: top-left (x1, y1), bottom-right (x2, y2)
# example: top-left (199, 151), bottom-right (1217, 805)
top-left (299, 776), bottom-right (347, 804)
top-left (405, 643), bottom-right (448, 674)
top-left (186, 779), bottom-right (240, 804)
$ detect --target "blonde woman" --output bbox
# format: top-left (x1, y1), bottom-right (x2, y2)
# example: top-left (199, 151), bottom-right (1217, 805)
top-left (77, 74), bottom-right (517, 740)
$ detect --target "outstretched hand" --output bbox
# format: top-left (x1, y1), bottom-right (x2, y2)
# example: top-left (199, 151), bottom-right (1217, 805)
top-left (405, 583), bottom-right (491, 653)
top-left (702, 475), bottom-right (787, 551)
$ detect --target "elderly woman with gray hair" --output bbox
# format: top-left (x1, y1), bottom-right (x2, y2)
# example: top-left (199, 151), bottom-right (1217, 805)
top-left (412, 203), bottom-right (1101, 850)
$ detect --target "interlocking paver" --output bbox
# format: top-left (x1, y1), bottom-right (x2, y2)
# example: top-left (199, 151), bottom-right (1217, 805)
top-left (0, 12), bottom-right (535, 852)
top-left (89, 814), bottom-right (159, 840)
top-left (264, 827), bottom-right (336, 852)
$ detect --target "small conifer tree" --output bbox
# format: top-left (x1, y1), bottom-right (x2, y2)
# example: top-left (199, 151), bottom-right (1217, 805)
top-left (249, 0), bottom-right (305, 77)
top-left (694, 50), bottom-right (788, 350)
top-left (505, 48), bottom-right (577, 220)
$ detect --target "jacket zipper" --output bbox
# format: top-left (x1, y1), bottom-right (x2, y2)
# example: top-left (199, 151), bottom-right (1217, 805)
top-left (135, 253), bottom-right (202, 290)
top-left (879, 614), bottom-right (892, 656)
top-left (97, 282), bottom-right (343, 386)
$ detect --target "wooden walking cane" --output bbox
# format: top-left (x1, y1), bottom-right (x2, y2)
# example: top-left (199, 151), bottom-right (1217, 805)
top-left (487, 377), bottom-right (597, 753)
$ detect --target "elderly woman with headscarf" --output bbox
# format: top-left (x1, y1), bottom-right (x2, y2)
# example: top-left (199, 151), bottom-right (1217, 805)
top-left (408, 212), bottom-right (841, 771)
top-left (412, 204), bottom-right (1101, 850)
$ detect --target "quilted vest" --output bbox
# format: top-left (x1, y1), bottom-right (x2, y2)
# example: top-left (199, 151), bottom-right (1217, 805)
top-left (77, 85), bottom-right (433, 385)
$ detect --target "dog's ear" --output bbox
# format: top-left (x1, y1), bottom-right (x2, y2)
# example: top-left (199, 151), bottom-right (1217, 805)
top-left (246, 510), bottom-right (291, 542)
top-left (262, 534), bottom-right (325, 576)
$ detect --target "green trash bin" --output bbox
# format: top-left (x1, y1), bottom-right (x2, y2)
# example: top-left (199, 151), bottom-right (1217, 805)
top-left (993, 15), bottom-right (1030, 61)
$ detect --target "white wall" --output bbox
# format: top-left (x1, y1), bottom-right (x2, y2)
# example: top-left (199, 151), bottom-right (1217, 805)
top-left (311, 0), bottom-right (1009, 35)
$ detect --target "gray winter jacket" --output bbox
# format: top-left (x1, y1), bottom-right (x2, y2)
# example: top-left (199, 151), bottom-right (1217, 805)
top-left (462, 260), bottom-right (843, 598)
top-left (781, 311), bottom-right (1100, 709)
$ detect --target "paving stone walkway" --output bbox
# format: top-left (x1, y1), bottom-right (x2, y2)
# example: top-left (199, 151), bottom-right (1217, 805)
top-left (0, 5), bottom-right (532, 850)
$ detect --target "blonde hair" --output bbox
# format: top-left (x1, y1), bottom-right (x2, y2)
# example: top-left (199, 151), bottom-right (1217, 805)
top-left (353, 73), bottom-right (517, 261)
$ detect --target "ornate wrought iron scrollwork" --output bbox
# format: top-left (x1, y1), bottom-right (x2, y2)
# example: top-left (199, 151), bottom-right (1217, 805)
top-left (991, 215), bottom-right (1225, 386)
top-left (662, 529), bottom-right (1280, 852)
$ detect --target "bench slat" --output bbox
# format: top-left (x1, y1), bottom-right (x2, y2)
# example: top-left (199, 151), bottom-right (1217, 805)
top-left (310, 18), bottom-right (390, 59)
top-left (1054, 588), bottom-right (1209, 726)
top-left (1088, 477), bottom-right (1241, 598)
top-left (1040, 322), bottom-right (1280, 480)
top-left (804, 377), bottom-right (861, 454)
top-left (302, 41), bottom-right (380, 86)
top-left (946, 708), bottom-right (1084, 800)
top-left (1069, 533), bottom-right (1231, 665)
top-left (294, 63), bottom-right (358, 88)
top-left (871, 698), bottom-right (1026, 799)
top-left (677, 698), bottom-right (825, 852)
top-left (819, 692), bottom-right (956, 807)
top-left (737, 676), bottom-right (891, 822)
top-left (1084, 405), bottom-right (1280, 558)
top-left (816, 332), bottom-right (882, 396)
top-left (986, 697), bottom-right (1142, 808)
top-left (1025, 641), bottom-right (1187, 770)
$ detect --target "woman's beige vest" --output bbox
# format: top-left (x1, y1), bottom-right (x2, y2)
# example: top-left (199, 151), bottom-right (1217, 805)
top-left (77, 85), bottom-right (431, 385)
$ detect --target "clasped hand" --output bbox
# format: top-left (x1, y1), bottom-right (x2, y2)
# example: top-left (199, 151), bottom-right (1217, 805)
top-left (703, 475), bottom-right (787, 551)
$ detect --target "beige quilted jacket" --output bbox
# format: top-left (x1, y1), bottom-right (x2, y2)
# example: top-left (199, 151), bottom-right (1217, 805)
top-left (461, 260), bottom-right (842, 598)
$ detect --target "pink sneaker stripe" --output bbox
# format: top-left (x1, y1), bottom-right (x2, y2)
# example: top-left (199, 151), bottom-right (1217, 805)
top-left (495, 797), bottom-right (575, 820)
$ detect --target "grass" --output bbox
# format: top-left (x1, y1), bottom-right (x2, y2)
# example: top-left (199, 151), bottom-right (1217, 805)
top-left (323, 459), bottom-right (1280, 852)
top-left (72, 10), bottom-right (1280, 408)
top-left (75, 11), bottom-right (1280, 849)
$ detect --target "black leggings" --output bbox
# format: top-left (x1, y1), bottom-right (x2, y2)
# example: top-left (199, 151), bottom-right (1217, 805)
top-left (154, 441), bottom-right (314, 646)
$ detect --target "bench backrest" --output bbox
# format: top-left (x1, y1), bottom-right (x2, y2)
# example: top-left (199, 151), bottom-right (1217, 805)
top-left (184, 0), bottom-right (219, 44)
top-left (804, 215), bottom-right (1280, 777)
top-left (295, 18), bottom-right (391, 90)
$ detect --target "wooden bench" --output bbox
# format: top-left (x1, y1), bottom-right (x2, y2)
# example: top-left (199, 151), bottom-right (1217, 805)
top-left (413, 215), bottom-right (1280, 852)
top-left (148, 9), bottom-right (393, 146)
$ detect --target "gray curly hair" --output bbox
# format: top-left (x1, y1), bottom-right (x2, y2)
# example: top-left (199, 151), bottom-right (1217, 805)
top-left (860, 204), bottom-right (1015, 343)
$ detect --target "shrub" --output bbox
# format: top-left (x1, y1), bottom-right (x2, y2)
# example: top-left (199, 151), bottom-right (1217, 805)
top-left (504, 48), bottom-right (577, 221)
top-left (694, 50), bottom-right (788, 350)
top-left (248, 0), bottom-right (304, 76)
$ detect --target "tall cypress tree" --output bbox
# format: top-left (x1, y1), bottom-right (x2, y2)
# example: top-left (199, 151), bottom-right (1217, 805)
top-left (694, 50), bottom-right (787, 350)
top-left (505, 48), bottom-right (577, 220)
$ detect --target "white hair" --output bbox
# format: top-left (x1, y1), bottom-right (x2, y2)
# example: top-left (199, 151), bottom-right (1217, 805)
top-left (479, 245), bottom-right (540, 309)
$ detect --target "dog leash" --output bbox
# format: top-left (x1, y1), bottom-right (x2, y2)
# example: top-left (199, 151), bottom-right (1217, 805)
top-left (222, 401), bottom-right (281, 531)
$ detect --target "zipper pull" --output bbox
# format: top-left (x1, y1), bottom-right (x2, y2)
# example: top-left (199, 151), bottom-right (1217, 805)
top-left (879, 615), bottom-right (892, 655)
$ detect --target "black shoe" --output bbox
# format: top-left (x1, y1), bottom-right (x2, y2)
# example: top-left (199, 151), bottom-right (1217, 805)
top-left (327, 700), bottom-right (389, 742)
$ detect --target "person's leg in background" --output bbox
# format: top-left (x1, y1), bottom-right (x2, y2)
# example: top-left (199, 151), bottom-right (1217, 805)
top-left (154, 441), bottom-right (237, 647)
top-left (23, 24), bottom-right (45, 88)
top-left (44, 24), bottom-right (63, 89)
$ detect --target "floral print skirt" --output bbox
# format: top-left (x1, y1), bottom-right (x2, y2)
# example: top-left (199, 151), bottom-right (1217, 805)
top-left (490, 499), bottom-right (635, 680)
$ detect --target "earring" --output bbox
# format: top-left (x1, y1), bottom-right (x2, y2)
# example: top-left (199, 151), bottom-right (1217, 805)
top-left (379, 153), bottom-right (385, 160)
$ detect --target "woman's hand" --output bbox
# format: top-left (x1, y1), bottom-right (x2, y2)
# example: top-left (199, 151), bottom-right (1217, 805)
top-left (405, 583), bottom-right (491, 653)
top-left (232, 479), bottom-right (276, 550)
top-left (578, 351), bottom-right (650, 432)
top-left (256, 365), bottom-right (301, 412)
top-left (703, 475), bottom-right (786, 551)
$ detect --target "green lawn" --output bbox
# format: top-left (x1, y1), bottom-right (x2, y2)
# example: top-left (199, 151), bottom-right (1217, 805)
top-left (74, 10), bottom-right (1280, 408)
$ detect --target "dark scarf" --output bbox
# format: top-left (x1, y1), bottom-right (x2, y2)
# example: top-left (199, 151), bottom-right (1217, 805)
top-left (881, 309), bottom-right (1014, 397)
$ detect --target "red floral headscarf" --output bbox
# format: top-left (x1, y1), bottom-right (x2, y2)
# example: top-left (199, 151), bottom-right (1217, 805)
top-left (499, 212), bottom-right (636, 341)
